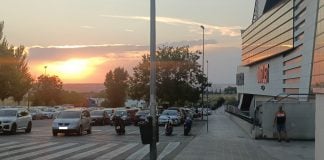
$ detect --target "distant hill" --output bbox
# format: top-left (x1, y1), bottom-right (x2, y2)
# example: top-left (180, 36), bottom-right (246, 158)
top-left (209, 84), bottom-right (236, 92)
top-left (63, 83), bottom-right (105, 93)
top-left (63, 83), bottom-right (235, 93)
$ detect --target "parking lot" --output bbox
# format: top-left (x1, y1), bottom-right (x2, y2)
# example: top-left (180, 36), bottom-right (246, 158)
top-left (0, 118), bottom-right (206, 160)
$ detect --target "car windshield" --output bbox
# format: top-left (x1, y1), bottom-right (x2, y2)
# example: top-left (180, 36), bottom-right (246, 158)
top-left (136, 111), bottom-right (149, 116)
top-left (162, 110), bottom-right (178, 116)
top-left (57, 111), bottom-right (80, 119)
top-left (104, 110), bottom-right (113, 114)
top-left (29, 109), bottom-right (37, 113)
top-left (91, 111), bottom-right (103, 116)
top-left (115, 110), bottom-right (127, 116)
top-left (0, 110), bottom-right (17, 117)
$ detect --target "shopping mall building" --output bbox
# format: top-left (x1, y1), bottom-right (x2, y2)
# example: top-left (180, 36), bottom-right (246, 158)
top-left (234, 0), bottom-right (324, 140)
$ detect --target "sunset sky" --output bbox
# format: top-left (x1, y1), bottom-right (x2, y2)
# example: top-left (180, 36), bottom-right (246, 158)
top-left (0, 0), bottom-right (254, 84)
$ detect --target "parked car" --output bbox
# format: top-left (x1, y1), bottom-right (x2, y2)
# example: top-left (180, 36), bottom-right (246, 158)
top-left (42, 108), bottom-right (59, 119)
top-left (90, 110), bottom-right (110, 125)
top-left (158, 110), bottom-right (181, 126)
top-left (103, 108), bottom-right (114, 117)
top-left (52, 109), bottom-right (91, 136)
top-left (110, 110), bottom-right (130, 125)
top-left (134, 110), bottom-right (150, 126)
top-left (29, 108), bottom-right (43, 120)
top-left (126, 108), bottom-right (139, 124)
top-left (0, 108), bottom-right (32, 134)
top-left (167, 107), bottom-right (185, 123)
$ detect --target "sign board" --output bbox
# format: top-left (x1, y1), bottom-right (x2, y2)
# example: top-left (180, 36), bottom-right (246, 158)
top-left (257, 64), bottom-right (269, 84)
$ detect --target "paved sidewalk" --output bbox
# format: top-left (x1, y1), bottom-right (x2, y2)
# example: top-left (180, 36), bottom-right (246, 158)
top-left (175, 107), bottom-right (314, 160)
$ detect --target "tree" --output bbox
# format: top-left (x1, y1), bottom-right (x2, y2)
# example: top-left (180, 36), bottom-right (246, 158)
top-left (129, 46), bottom-right (207, 106)
top-left (60, 90), bottom-right (87, 107)
top-left (104, 67), bottom-right (128, 108)
top-left (10, 46), bottom-right (33, 104)
top-left (224, 86), bottom-right (237, 94)
top-left (31, 75), bottom-right (63, 106)
top-left (0, 21), bottom-right (33, 104)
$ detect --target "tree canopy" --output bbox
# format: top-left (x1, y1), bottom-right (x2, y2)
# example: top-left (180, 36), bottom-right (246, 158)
top-left (0, 21), bottom-right (33, 104)
top-left (129, 46), bottom-right (208, 106)
top-left (31, 75), bottom-right (63, 106)
top-left (104, 67), bottom-right (129, 108)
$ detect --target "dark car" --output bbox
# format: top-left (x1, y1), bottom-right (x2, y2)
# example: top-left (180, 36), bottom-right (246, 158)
top-left (134, 110), bottom-right (150, 126)
top-left (110, 110), bottom-right (131, 125)
top-left (90, 110), bottom-right (110, 126)
top-left (126, 108), bottom-right (139, 124)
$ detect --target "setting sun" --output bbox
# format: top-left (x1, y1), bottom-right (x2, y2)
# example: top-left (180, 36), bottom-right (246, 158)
top-left (58, 59), bottom-right (87, 75)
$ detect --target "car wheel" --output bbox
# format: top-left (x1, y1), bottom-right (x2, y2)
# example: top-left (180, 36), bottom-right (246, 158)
top-left (87, 126), bottom-right (92, 134)
top-left (52, 130), bottom-right (58, 136)
top-left (25, 122), bottom-right (32, 133)
top-left (78, 126), bottom-right (83, 136)
top-left (11, 123), bottom-right (17, 134)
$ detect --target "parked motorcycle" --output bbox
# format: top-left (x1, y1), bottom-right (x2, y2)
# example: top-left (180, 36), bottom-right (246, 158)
top-left (184, 117), bottom-right (192, 136)
top-left (114, 116), bottom-right (125, 135)
top-left (165, 119), bottom-right (173, 136)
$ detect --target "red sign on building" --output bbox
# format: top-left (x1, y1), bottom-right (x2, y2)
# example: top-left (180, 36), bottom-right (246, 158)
top-left (257, 64), bottom-right (269, 84)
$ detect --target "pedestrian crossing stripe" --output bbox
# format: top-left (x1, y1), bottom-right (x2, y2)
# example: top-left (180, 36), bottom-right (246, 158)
top-left (0, 141), bottom-right (182, 160)
top-left (2, 143), bottom-right (77, 160)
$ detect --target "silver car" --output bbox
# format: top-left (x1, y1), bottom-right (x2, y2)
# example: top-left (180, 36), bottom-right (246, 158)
top-left (0, 108), bottom-right (32, 134)
top-left (52, 109), bottom-right (91, 136)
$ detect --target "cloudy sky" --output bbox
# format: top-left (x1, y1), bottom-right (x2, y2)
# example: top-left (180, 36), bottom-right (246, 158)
top-left (0, 0), bottom-right (254, 84)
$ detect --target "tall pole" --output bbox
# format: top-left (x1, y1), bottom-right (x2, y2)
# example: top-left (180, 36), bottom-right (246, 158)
top-left (150, 0), bottom-right (157, 159)
top-left (201, 25), bottom-right (205, 120)
top-left (44, 66), bottom-right (47, 75)
top-left (206, 60), bottom-right (209, 132)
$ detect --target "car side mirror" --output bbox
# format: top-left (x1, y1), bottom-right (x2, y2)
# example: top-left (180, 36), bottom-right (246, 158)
top-left (17, 114), bottom-right (22, 117)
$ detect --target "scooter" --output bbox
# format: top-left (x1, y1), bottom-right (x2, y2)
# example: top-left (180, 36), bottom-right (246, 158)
top-left (165, 119), bottom-right (173, 136)
top-left (114, 116), bottom-right (125, 135)
top-left (184, 117), bottom-right (192, 136)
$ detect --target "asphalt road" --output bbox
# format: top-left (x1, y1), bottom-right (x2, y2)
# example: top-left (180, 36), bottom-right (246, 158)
top-left (0, 119), bottom-right (206, 160)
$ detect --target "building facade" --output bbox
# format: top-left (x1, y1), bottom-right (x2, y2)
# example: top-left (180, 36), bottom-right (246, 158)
top-left (235, 0), bottom-right (324, 139)
top-left (237, 0), bottom-right (320, 111)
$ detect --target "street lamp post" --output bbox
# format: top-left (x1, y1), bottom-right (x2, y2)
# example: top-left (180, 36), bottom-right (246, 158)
top-left (207, 60), bottom-right (209, 132)
top-left (201, 25), bottom-right (205, 120)
top-left (150, 0), bottom-right (157, 159)
top-left (44, 66), bottom-right (47, 75)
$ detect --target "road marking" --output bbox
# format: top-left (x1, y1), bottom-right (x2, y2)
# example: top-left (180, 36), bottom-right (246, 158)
top-left (2, 143), bottom-right (77, 160)
top-left (92, 129), bottom-right (102, 132)
top-left (157, 142), bottom-right (180, 160)
top-left (0, 142), bottom-right (41, 151)
top-left (65, 143), bottom-right (118, 160)
top-left (95, 143), bottom-right (138, 160)
top-left (127, 130), bottom-right (139, 134)
top-left (33, 143), bottom-right (97, 160)
top-left (125, 143), bottom-right (160, 160)
top-left (125, 144), bottom-right (149, 160)
top-left (0, 142), bottom-right (57, 158)
top-left (0, 142), bottom-right (19, 147)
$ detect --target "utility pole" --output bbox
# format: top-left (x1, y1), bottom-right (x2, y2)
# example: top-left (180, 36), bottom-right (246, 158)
top-left (149, 0), bottom-right (157, 159)
top-left (201, 25), bottom-right (205, 120)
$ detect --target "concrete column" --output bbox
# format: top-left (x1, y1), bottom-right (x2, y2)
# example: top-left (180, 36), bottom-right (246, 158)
top-left (314, 88), bottom-right (324, 160)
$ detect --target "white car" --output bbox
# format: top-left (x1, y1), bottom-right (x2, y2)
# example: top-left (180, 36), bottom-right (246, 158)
top-left (158, 110), bottom-right (180, 126)
top-left (0, 108), bottom-right (32, 134)
top-left (42, 108), bottom-right (59, 119)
